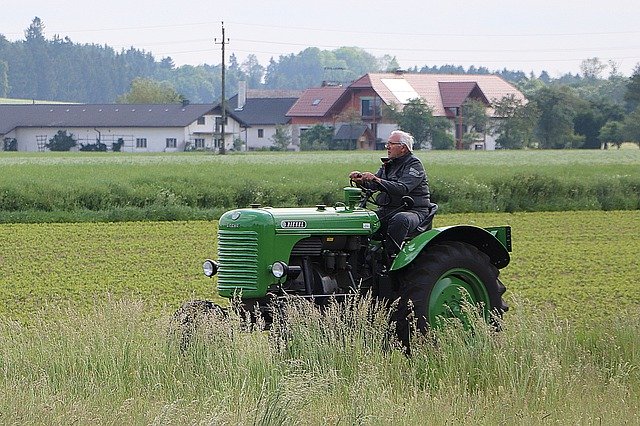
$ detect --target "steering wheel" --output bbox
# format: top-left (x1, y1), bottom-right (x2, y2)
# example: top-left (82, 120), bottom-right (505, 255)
top-left (349, 179), bottom-right (387, 209)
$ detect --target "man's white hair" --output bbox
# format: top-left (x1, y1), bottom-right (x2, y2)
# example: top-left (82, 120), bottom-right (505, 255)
top-left (390, 130), bottom-right (414, 151)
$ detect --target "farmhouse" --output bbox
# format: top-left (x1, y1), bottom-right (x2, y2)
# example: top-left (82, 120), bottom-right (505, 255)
top-left (216, 85), bottom-right (302, 151)
top-left (0, 102), bottom-right (234, 152)
top-left (287, 71), bottom-right (526, 150)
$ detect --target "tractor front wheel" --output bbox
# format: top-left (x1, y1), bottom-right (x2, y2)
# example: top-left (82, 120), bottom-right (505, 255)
top-left (393, 241), bottom-right (508, 352)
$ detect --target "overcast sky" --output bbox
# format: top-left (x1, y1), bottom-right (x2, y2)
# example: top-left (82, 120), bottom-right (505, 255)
top-left (3, 0), bottom-right (640, 78)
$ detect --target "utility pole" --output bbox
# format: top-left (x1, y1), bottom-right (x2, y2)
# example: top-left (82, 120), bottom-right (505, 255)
top-left (214, 21), bottom-right (229, 154)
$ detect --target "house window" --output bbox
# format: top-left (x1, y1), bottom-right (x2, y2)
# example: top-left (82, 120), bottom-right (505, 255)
top-left (194, 138), bottom-right (205, 148)
top-left (197, 116), bottom-right (205, 125)
top-left (166, 138), bottom-right (177, 148)
top-left (136, 138), bottom-right (147, 148)
top-left (361, 97), bottom-right (381, 118)
top-left (215, 117), bottom-right (228, 132)
top-left (258, 129), bottom-right (264, 138)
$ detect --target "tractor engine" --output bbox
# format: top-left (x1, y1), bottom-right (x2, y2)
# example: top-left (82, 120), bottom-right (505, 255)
top-left (208, 188), bottom-right (381, 304)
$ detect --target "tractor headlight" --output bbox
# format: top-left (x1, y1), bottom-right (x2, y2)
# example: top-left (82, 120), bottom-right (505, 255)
top-left (203, 259), bottom-right (219, 277)
top-left (271, 261), bottom-right (288, 279)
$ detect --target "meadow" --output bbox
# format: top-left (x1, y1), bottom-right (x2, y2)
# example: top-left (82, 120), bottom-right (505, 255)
top-left (1, 150), bottom-right (639, 423)
top-left (0, 149), bottom-right (639, 223)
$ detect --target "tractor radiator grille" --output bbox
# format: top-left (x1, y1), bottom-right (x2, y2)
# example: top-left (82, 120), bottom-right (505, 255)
top-left (291, 237), bottom-right (323, 256)
top-left (217, 230), bottom-right (259, 291)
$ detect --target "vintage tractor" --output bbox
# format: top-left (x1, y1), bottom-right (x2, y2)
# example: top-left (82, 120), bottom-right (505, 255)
top-left (182, 185), bottom-right (511, 349)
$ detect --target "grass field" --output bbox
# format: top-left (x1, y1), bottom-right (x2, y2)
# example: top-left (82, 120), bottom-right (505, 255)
top-left (1, 210), bottom-right (638, 322)
top-left (1, 149), bottom-right (639, 222)
top-left (1, 150), bottom-right (639, 423)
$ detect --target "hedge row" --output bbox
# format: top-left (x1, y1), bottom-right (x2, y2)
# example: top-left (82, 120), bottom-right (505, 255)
top-left (1, 172), bottom-right (638, 223)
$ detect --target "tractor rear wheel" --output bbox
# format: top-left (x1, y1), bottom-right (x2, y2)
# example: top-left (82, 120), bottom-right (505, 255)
top-left (393, 241), bottom-right (508, 352)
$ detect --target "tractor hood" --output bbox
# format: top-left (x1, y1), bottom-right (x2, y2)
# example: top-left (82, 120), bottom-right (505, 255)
top-left (218, 205), bottom-right (380, 236)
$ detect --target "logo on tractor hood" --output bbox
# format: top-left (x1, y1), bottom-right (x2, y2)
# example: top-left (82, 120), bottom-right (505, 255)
top-left (280, 220), bottom-right (307, 229)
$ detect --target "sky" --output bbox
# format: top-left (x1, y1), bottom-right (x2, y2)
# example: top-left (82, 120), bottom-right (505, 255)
top-left (3, 0), bottom-right (640, 78)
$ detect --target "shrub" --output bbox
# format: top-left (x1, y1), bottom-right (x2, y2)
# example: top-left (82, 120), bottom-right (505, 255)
top-left (46, 130), bottom-right (77, 151)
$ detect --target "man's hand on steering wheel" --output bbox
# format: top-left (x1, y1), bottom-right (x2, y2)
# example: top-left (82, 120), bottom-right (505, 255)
top-left (349, 170), bottom-right (380, 184)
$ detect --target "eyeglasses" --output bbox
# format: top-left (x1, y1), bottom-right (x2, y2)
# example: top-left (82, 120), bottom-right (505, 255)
top-left (385, 142), bottom-right (402, 148)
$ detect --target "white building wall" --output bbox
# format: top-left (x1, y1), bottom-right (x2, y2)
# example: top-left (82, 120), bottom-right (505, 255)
top-left (13, 126), bottom-right (191, 152)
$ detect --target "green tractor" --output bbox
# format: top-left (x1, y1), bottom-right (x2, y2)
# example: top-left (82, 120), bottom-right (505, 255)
top-left (182, 185), bottom-right (511, 349)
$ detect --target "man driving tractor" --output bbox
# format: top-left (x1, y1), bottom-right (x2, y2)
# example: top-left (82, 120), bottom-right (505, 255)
top-left (349, 130), bottom-right (432, 258)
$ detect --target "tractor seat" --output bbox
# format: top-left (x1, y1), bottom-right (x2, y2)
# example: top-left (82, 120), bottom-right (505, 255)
top-left (406, 203), bottom-right (439, 239)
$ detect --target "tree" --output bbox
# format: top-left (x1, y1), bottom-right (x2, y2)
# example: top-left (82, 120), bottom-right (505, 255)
top-left (0, 60), bottom-right (8, 97)
top-left (461, 99), bottom-right (490, 148)
top-left (531, 86), bottom-right (585, 149)
top-left (599, 121), bottom-right (625, 149)
top-left (270, 125), bottom-right (292, 151)
top-left (386, 98), bottom-right (440, 149)
top-left (116, 77), bottom-right (183, 103)
top-left (46, 130), bottom-right (76, 151)
top-left (622, 106), bottom-right (640, 147)
top-left (624, 63), bottom-right (640, 113)
top-left (241, 54), bottom-right (265, 89)
top-left (299, 124), bottom-right (334, 150)
top-left (491, 94), bottom-right (538, 149)
top-left (580, 57), bottom-right (607, 80)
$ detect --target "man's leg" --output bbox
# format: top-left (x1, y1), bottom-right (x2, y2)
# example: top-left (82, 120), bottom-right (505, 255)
top-left (385, 211), bottom-right (422, 256)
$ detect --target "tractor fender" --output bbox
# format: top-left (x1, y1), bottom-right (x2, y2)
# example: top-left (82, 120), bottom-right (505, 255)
top-left (390, 225), bottom-right (511, 271)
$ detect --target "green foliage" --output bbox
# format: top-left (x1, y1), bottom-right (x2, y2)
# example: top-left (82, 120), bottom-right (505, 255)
top-left (112, 138), bottom-right (124, 152)
top-left (46, 130), bottom-right (76, 151)
top-left (116, 77), bottom-right (183, 104)
top-left (386, 98), bottom-right (448, 149)
top-left (430, 125), bottom-right (455, 150)
top-left (599, 120), bottom-right (625, 148)
top-left (270, 125), bottom-right (292, 151)
top-left (530, 86), bottom-right (587, 148)
top-left (622, 106), bottom-right (640, 146)
top-left (492, 94), bottom-right (538, 149)
top-left (299, 124), bottom-right (334, 150)
top-left (79, 141), bottom-right (107, 152)
top-left (0, 150), bottom-right (638, 223)
top-left (0, 60), bottom-right (8, 97)
top-left (2, 138), bottom-right (17, 151)
top-left (462, 98), bottom-right (489, 133)
top-left (624, 64), bottom-right (640, 112)
top-left (1, 296), bottom-right (639, 423)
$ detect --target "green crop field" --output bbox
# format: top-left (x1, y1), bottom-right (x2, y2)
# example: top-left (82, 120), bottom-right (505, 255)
top-left (1, 210), bottom-right (638, 322)
top-left (1, 210), bottom-right (639, 423)
top-left (1, 149), bottom-right (639, 222)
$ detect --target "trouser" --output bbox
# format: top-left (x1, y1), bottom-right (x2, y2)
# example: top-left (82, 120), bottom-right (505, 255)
top-left (378, 209), bottom-right (429, 256)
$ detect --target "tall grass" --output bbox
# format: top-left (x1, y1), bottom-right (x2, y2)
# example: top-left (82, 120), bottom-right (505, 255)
top-left (1, 297), bottom-right (638, 424)
top-left (1, 150), bottom-right (638, 223)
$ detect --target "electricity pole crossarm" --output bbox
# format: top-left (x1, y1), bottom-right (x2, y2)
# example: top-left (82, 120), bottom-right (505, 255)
top-left (214, 22), bottom-right (229, 155)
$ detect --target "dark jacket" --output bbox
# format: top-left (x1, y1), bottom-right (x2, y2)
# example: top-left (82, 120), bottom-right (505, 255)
top-left (362, 153), bottom-right (431, 211)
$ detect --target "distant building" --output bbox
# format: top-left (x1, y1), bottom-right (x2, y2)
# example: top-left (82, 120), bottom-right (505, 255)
top-left (0, 102), bottom-right (226, 152)
top-left (287, 72), bottom-right (526, 150)
top-left (217, 85), bottom-right (303, 151)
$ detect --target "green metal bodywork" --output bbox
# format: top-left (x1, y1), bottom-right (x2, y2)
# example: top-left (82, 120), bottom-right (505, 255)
top-left (391, 225), bottom-right (511, 271)
top-left (216, 204), bottom-right (380, 298)
top-left (215, 187), bottom-right (512, 300)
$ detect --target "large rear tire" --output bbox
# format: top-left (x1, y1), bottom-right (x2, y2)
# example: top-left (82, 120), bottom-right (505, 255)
top-left (393, 241), bottom-right (508, 352)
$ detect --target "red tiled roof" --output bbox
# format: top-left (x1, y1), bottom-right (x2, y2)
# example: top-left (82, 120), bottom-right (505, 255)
top-left (286, 86), bottom-right (348, 117)
top-left (365, 73), bottom-right (525, 116)
top-left (439, 81), bottom-right (486, 108)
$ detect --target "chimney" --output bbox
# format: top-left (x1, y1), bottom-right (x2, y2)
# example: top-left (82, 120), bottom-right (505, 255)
top-left (181, 99), bottom-right (190, 107)
top-left (237, 81), bottom-right (247, 110)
